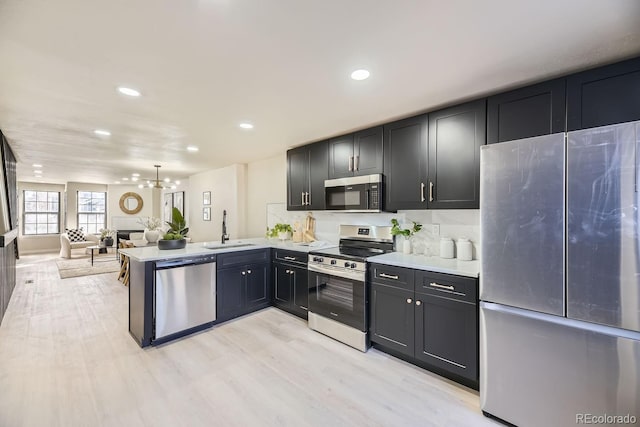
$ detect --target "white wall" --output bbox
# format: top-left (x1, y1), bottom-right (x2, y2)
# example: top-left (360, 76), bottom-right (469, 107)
top-left (246, 153), bottom-right (287, 238)
top-left (188, 164), bottom-right (247, 243)
top-left (17, 181), bottom-right (66, 254)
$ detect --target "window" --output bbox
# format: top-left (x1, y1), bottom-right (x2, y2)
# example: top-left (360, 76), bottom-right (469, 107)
top-left (23, 191), bottom-right (60, 235)
top-left (77, 191), bottom-right (106, 234)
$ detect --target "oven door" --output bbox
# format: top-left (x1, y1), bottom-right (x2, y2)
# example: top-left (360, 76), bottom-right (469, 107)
top-left (308, 270), bottom-right (366, 331)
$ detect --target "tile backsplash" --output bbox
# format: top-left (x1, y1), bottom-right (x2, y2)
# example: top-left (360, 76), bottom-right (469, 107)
top-left (265, 204), bottom-right (480, 260)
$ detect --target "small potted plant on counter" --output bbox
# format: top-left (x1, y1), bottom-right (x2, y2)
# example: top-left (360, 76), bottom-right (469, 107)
top-left (158, 208), bottom-right (189, 250)
top-left (137, 216), bottom-right (163, 243)
top-left (391, 219), bottom-right (422, 254)
top-left (99, 228), bottom-right (115, 247)
top-left (266, 223), bottom-right (293, 241)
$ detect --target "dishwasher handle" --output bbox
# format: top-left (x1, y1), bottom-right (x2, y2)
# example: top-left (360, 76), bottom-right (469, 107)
top-left (155, 256), bottom-right (216, 269)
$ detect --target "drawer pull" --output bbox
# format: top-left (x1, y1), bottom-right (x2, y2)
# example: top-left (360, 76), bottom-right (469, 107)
top-left (430, 282), bottom-right (454, 291)
top-left (379, 273), bottom-right (399, 280)
top-left (284, 256), bottom-right (297, 261)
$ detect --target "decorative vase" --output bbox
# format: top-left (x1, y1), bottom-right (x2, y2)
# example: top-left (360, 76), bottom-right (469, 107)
top-left (158, 238), bottom-right (186, 250)
top-left (278, 231), bottom-right (290, 241)
top-left (103, 236), bottom-right (114, 247)
top-left (402, 238), bottom-right (411, 254)
top-left (145, 229), bottom-right (160, 243)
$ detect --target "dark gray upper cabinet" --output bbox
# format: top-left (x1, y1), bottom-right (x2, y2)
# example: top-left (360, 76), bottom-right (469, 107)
top-left (287, 146), bottom-right (309, 210)
top-left (427, 99), bottom-right (486, 209)
top-left (487, 79), bottom-right (566, 144)
top-left (567, 57), bottom-right (640, 131)
top-left (383, 115), bottom-right (428, 211)
top-left (328, 126), bottom-right (383, 179)
top-left (286, 141), bottom-right (328, 211)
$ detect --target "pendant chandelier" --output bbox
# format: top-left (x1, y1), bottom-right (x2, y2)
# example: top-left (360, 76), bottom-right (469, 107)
top-left (137, 165), bottom-right (181, 190)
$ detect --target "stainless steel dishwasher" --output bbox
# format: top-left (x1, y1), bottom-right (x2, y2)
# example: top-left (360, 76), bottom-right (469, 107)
top-left (154, 254), bottom-right (216, 340)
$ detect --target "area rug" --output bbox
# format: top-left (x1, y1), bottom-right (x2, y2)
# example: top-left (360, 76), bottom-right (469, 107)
top-left (56, 256), bottom-right (120, 279)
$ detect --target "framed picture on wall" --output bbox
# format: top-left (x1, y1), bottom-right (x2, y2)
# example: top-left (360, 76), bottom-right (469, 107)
top-left (203, 191), bottom-right (211, 206)
top-left (163, 193), bottom-right (173, 222)
top-left (173, 191), bottom-right (184, 216)
top-left (203, 207), bottom-right (211, 221)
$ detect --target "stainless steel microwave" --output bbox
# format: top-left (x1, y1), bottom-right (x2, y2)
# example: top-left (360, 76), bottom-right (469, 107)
top-left (324, 174), bottom-right (382, 212)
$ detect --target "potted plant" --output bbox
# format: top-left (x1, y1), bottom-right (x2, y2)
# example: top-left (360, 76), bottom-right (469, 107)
top-left (98, 228), bottom-right (115, 247)
top-left (390, 219), bottom-right (422, 254)
top-left (158, 207), bottom-right (189, 250)
top-left (266, 223), bottom-right (293, 240)
top-left (137, 216), bottom-right (162, 243)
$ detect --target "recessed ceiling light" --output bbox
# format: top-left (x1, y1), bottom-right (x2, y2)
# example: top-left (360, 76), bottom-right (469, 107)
top-left (117, 86), bottom-right (141, 97)
top-left (131, 177), bottom-right (139, 182)
top-left (164, 177), bottom-right (170, 183)
top-left (147, 183), bottom-right (153, 188)
top-left (115, 181), bottom-right (121, 184)
top-left (171, 185), bottom-right (177, 190)
top-left (34, 170), bottom-right (42, 174)
top-left (122, 177), bottom-right (129, 181)
top-left (131, 173), bottom-right (140, 177)
top-left (138, 184), bottom-right (144, 189)
top-left (239, 123), bottom-right (254, 129)
top-left (350, 69), bottom-right (370, 81)
top-left (94, 129), bottom-right (111, 136)
top-left (175, 180), bottom-right (181, 185)
top-left (32, 164), bottom-right (42, 168)
top-left (187, 146), bottom-right (199, 152)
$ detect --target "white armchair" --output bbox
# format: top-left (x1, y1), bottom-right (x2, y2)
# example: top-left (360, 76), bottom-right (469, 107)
top-left (59, 232), bottom-right (100, 258)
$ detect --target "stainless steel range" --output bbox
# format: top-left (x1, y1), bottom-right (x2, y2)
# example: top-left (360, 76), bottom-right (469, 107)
top-left (307, 224), bottom-right (393, 352)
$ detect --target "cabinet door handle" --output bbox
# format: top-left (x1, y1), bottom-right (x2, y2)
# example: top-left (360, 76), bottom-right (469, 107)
top-left (406, 298), bottom-right (413, 304)
top-left (305, 192), bottom-right (310, 206)
top-left (301, 192), bottom-right (305, 205)
top-left (284, 256), bottom-right (297, 261)
top-left (416, 300), bottom-right (422, 306)
top-left (429, 182), bottom-right (434, 202)
top-left (379, 273), bottom-right (399, 280)
top-left (420, 182), bottom-right (425, 202)
top-left (349, 156), bottom-right (354, 171)
top-left (290, 271), bottom-right (295, 276)
top-left (355, 155), bottom-right (359, 171)
top-left (241, 271), bottom-right (246, 275)
top-left (285, 269), bottom-right (290, 273)
top-left (430, 282), bottom-right (454, 291)
top-left (247, 269), bottom-right (252, 274)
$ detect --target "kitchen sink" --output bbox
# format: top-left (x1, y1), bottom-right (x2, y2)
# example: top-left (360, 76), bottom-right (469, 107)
top-left (204, 243), bottom-right (255, 250)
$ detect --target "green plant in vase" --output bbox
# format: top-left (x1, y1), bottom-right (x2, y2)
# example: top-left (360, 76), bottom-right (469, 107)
top-left (266, 223), bottom-right (293, 240)
top-left (158, 208), bottom-right (189, 250)
top-left (390, 219), bottom-right (422, 254)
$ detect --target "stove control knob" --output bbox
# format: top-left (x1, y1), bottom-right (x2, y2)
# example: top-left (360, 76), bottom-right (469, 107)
top-left (344, 262), bottom-right (350, 268)
top-left (350, 263), bottom-right (357, 269)
top-left (313, 257), bottom-right (324, 262)
top-left (330, 260), bottom-right (337, 265)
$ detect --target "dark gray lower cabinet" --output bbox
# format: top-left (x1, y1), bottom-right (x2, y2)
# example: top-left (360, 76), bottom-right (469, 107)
top-left (217, 250), bottom-right (271, 322)
top-left (369, 263), bottom-right (478, 389)
top-left (272, 249), bottom-right (308, 319)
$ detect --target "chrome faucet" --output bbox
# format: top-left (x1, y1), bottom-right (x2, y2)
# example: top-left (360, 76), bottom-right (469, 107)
top-left (221, 209), bottom-right (229, 244)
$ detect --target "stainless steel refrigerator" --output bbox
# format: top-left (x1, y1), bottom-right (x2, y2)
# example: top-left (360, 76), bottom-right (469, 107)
top-left (480, 122), bottom-right (640, 427)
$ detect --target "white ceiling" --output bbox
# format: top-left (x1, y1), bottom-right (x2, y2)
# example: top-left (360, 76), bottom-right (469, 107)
top-left (1, 0), bottom-right (640, 185)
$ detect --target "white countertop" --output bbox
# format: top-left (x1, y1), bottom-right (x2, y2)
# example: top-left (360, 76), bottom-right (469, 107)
top-left (119, 238), bottom-right (336, 262)
top-left (367, 252), bottom-right (480, 278)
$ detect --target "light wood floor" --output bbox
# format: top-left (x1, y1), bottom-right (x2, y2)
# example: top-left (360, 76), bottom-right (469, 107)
top-left (0, 253), bottom-right (498, 427)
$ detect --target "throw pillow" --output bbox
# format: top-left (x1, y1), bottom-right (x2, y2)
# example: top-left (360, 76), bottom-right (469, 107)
top-left (66, 228), bottom-right (85, 242)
